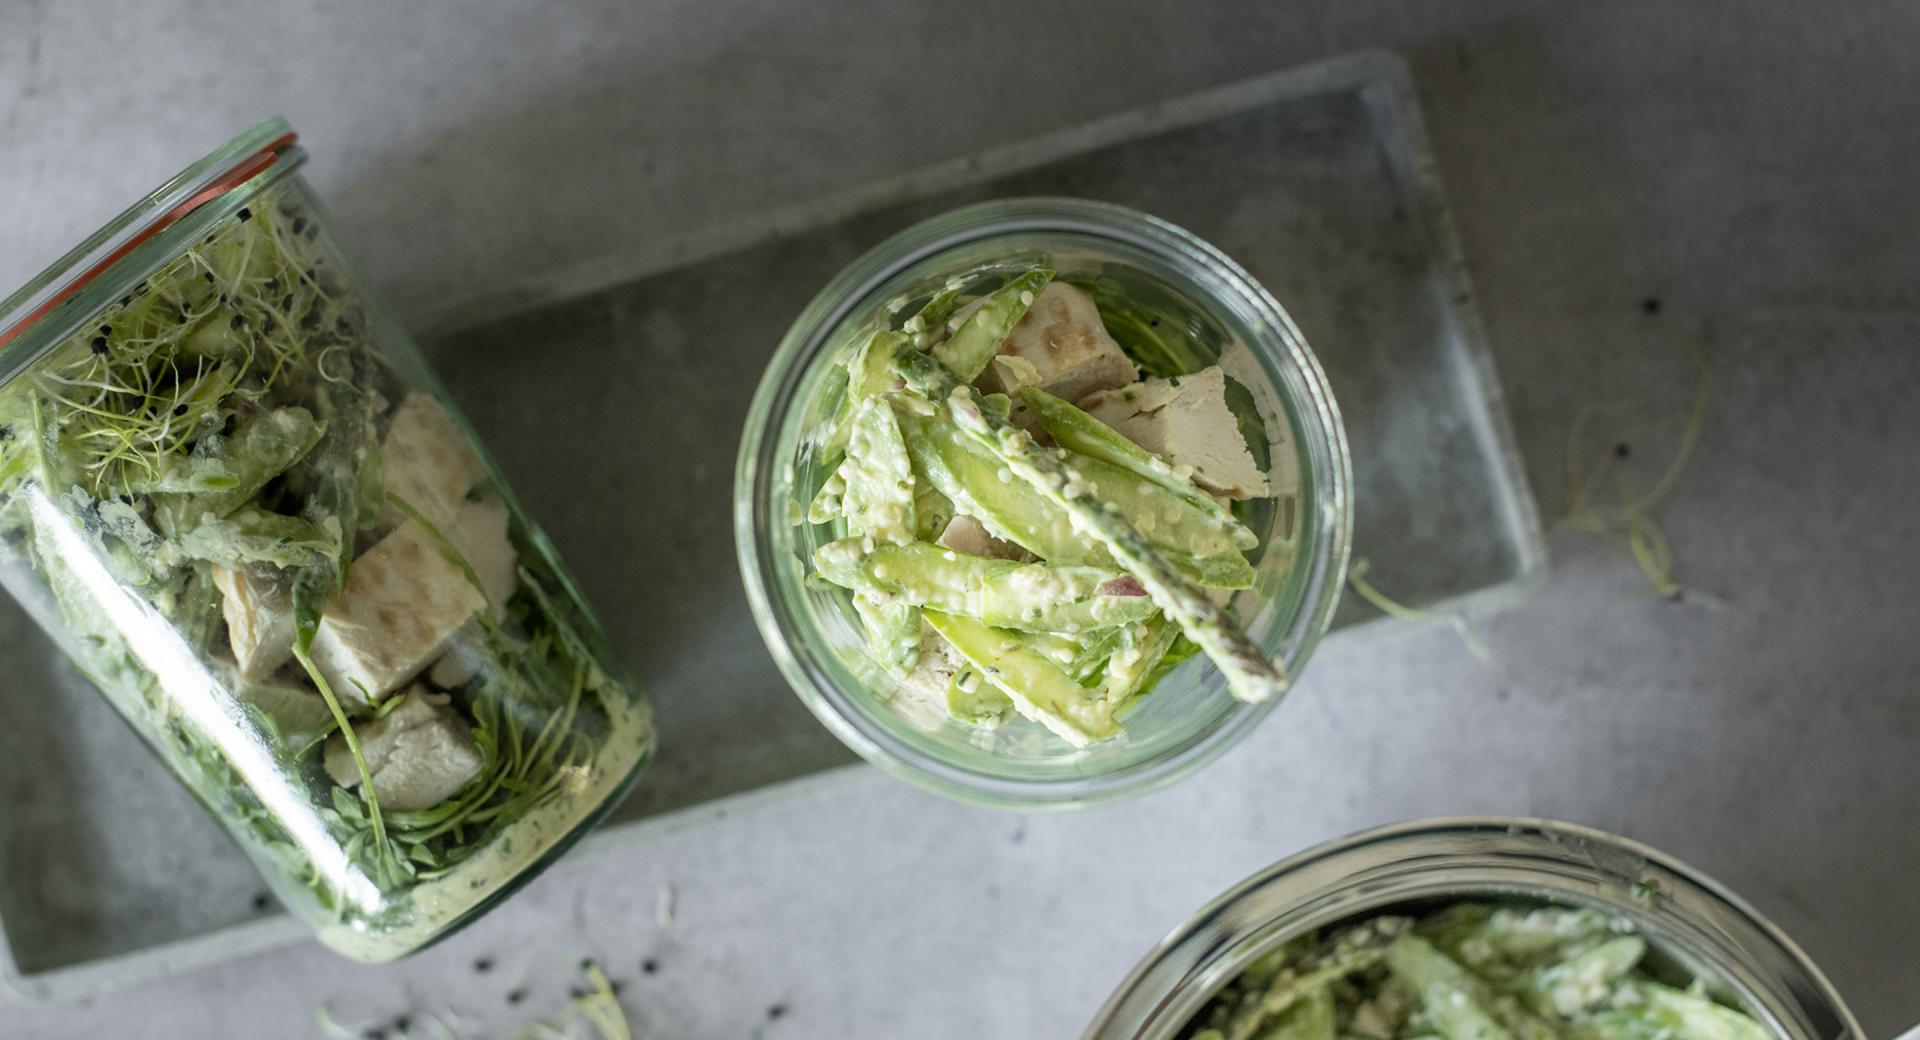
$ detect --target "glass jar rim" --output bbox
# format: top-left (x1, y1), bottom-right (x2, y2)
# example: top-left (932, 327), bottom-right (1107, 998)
top-left (734, 197), bottom-right (1353, 809)
top-left (0, 117), bottom-right (305, 385)
top-left (1082, 816), bottom-right (1862, 1040)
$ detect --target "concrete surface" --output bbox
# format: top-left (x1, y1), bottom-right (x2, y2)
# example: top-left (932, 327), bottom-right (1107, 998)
top-left (1, 1), bottom-right (1915, 1037)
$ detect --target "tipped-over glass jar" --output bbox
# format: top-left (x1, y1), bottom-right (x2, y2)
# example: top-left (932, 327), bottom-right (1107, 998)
top-left (736, 199), bottom-right (1351, 809)
top-left (0, 120), bottom-right (654, 960)
top-left (1083, 818), bottom-right (1861, 1040)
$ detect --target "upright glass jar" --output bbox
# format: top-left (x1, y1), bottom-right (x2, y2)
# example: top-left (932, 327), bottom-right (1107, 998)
top-left (0, 120), bottom-right (654, 961)
top-left (1083, 818), bottom-right (1862, 1040)
top-left (736, 199), bottom-right (1350, 808)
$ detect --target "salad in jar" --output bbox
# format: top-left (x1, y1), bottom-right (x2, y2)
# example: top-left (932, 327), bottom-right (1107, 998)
top-left (0, 127), bottom-right (651, 960)
top-left (799, 264), bottom-right (1289, 747)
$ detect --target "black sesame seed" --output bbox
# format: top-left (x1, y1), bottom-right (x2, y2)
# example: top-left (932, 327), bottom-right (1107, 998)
top-left (0, 424), bottom-right (15, 441)
top-left (251, 892), bottom-right (271, 912)
top-left (361, 1029), bottom-right (386, 1040)
top-left (203, 272), bottom-right (214, 283)
top-left (91, 337), bottom-right (108, 354)
top-left (173, 404), bottom-right (188, 417)
top-left (392, 1015), bottom-right (411, 1033)
top-left (291, 218), bottom-right (306, 234)
top-left (641, 958), bottom-right (658, 975)
top-left (236, 207), bottom-right (251, 222)
top-left (568, 986), bottom-right (589, 999)
top-left (119, 295), bottom-right (131, 306)
top-left (768, 1003), bottom-right (789, 1020)
top-left (230, 313), bottom-right (246, 330)
top-left (98, 324), bottom-right (112, 336)
top-left (1149, 318), bottom-right (1160, 327)
top-left (472, 956), bottom-right (493, 973)
top-left (281, 293), bottom-right (294, 310)
top-left (1641, 296), bottom-right (1662, 314)
top-left (1614, 443), bottom-right (1631, 459)
top-left (506, 988), bottom-right (526, 1005)
top-left (265, 276), bottom-right (279, 290)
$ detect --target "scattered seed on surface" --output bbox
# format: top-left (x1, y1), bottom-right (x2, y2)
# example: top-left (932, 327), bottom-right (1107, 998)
top-left (251, 892), bottom-right (271, 912)
top-left (768, 1003), bottom-right (789, 1020)
top-left (1614, 443), bottom-right (1631, 459)
top-left (1642, 296), bottom-right (1662, 314)
top-left (236, 207), bottom-right (251, 222)
top-left (641, 958), bottom-right (659, 975)
top-left (506, 988), bottom-right (526, 1005)
top-left (472, 957), bottom-right (493, 973)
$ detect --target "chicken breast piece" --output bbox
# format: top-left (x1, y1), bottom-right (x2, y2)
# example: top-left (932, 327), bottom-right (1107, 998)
top-left (213, 565), bottom-right (295, 682)
top-left (379, 392), bottom-right (486, 531)
top-left (935, 514), bottom-right (1025, 561)
top-left (309, 517), bottom-right (486, 706)
top-left (324, 688), bottom-right (483, 811)
top-left (969, 282), bottom-right (1136, 402)
top-left (449, 496), bottom-right (517, 614)
top-left (1079, 366), bottom-right (1271, 499)
top-left (424, 496), bottom-right (520, 689)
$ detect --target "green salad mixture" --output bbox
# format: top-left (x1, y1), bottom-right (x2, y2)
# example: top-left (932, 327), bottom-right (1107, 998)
top-left (801, 265), bottom-right (1291, 745)
top-left (1181, 903), bottom-right (1776, 1040)
top-left (0, 185), bottom-right (647, 953)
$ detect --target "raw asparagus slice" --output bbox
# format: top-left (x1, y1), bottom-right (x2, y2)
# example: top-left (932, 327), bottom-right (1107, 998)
top-left (1521, 937), bottom-right (1646, 1018)
top-left (1223, 917), bottom-right (1414, 1040)
top-left (921, 365), bottom-right (1287, 704)
top-left (1098, 614), bottom-right (1180, 708)
top-left (902, 279), bottom-right (968, 349)
top-left (1020, 385), bottom-right (1257, 550)
top-left (895, 400), bottom-right (1103, 565)
top-left (837, 397), bottom-right (920, 667)
top-left (813, 540), bottom-right (1158, 633)
top-left (931, 269), bottom-right (1053, 381)
top-left (1574, 983), bottom-right (1773, 1040)
top-left (923, 610), bottom-right (1117, 746)
top-left (1385, 935), bottom-right (1560, 1040)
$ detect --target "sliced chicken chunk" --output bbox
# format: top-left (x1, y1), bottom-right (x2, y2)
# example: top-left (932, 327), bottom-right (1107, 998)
top-left (380, 392), bottom-right (486, 531)
top-left (213, 565), bottom-right (295, 682)
top-left (935, 514), bottom-right (1025, 561)
top-left (424, 497), bottom-right (520, 690)
top-left (324, 688), bottom-right (483, 811)
top-left (448, 496), bottom-right (517, 614)
top-left (308, 516), bottom-right (486, 706)
top-left (1079, 366), bottom-right (1270, 499)
top-left (969, 282), bottom-right (1136, 402)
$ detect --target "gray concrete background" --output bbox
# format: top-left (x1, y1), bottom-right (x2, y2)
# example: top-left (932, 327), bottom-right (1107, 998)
top-left (1, 1), bottom-right (1916, 1036)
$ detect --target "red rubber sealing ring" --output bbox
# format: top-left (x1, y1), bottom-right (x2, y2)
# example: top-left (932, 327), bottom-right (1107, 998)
top-left (0, 131), bottom-right (299, 350)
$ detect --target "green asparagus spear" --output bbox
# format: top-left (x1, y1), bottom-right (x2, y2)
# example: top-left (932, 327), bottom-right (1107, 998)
top-left (931, 269), bottom-right (1052, 381)
top-left (1522, 937), bottom-right (1646, 1018)
top-left (814, 540), bottom-right (1159, 633)
top-left (1098, 614), bottom-right (1180, 708)
top-left (1384, 936), bottom-right (1559, 1040)
top-left (837, 397), bottom-right (920, 665)
top-left (1258, 989), bottom-right (1337, 1040)
top-left (1573, 983), bottom-right (1772, 1040)
top-left (1020, 385), bottom-right (1257, 550)
top-left (895, 400), bottom-right (1102, 565)
top-left (1223, 917), bottom-right (1414, 1040)
top-left (903, 280), bottom-right (968, 348)
top-left (923, 609), bottom-right (1117, 746)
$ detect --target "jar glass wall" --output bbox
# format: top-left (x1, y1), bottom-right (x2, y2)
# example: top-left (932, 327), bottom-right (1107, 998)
top-left (1083, 818), bottom-right (1862, 1040)
top-left (0, 120), bottom-right (654, 961)
top-left (736, 199), bottom-right (1350, 809)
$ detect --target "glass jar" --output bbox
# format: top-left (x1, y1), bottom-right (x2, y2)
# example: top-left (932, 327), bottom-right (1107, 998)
top-left (1083, 818), bottom-right (1862, 1040)
top-left (0, 119), bottom-right (654, 961)
top-left (736, 199), bottom-right (1350, 808)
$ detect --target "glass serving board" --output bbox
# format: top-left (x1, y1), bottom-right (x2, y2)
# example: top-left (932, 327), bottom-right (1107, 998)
top-left (0, 50), bottom-right (1541, 1002)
